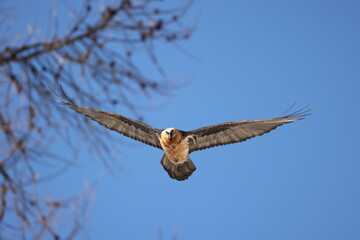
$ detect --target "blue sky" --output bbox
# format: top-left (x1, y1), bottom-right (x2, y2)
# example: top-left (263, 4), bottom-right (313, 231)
top-left (6, 0), bottom-right (360, 239)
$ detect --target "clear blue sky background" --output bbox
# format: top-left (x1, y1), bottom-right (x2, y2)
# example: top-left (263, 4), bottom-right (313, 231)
top-left (7, 0), bottom-right (360, 239)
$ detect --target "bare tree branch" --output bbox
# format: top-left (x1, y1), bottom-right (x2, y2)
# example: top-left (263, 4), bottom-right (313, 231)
top-left (0, 0), bottom-right (194, 239)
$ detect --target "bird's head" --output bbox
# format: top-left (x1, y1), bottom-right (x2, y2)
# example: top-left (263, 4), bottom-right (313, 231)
top-left (161, 128), bottom-right (182, 145)
top-left (162, 128), bottom-right (176, 139)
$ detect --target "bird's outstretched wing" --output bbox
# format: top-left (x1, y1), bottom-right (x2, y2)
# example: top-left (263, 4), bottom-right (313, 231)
top-left (51, 87), bottom-right (162, 149)
top-left (187, 107), bottom-right (310, 153)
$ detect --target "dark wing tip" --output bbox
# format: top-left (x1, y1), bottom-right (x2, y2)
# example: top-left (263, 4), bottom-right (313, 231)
top-left (280, 104), bottom-right (312, 122)
top-left (49, 84), bottom-right (74, 106)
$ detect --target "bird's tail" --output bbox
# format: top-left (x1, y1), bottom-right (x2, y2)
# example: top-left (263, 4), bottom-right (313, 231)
top-left (161, 155), bottom-right (196, 181)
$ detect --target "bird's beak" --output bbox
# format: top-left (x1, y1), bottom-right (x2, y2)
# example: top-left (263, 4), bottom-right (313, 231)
top-left (168, 130), bottom-right (174, 139)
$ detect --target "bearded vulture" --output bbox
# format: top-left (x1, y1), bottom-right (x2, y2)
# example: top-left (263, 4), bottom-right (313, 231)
top-left (52, 88), bottom-right (309, 181)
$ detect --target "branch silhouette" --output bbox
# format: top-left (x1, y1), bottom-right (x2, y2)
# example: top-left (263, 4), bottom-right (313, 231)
top-left (0, 0), bottom-right (193, 239)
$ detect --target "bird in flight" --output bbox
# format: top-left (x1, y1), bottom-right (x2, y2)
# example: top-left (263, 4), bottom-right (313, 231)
top-left (52, 88), bottom-right (309, 181)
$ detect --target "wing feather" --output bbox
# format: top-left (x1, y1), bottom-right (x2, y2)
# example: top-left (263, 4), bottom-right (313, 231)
top-left (52, 88), bottom-right (162, 149)
top-left (187, 107), bottom-right (310, 152)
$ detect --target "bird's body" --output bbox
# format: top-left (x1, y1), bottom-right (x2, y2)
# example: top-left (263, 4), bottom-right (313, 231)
top-left (53, 88), bottom-right (309, 181)
top-left (159, 128), bottom-right (196, 180)
top-left (160, 128), bottom-right (189, 163)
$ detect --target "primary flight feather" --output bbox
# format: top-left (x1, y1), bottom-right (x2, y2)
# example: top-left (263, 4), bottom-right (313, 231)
top-left (52, 88), bottom-right (309, 181)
